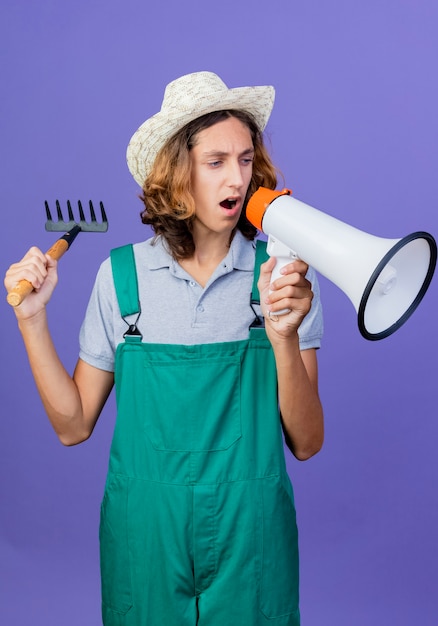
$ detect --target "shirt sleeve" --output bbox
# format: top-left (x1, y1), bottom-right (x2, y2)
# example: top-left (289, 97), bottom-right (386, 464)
top-left (79, 258), bottom-right (118, 372)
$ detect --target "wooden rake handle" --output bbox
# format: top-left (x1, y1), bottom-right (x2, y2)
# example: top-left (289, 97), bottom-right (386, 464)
top-left (7, 228), bottom-right (80, 307)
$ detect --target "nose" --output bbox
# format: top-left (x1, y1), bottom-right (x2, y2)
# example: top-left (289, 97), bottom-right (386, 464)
top-left (226, 159), bottom-right (245, 190)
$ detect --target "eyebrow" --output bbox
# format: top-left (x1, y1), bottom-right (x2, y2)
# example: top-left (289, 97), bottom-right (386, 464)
top-left (202, 147), bottom-right (255, 158)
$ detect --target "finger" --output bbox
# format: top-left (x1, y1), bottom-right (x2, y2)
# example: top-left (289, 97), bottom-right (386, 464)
top-left (267, 282), bottom-right (313, 315)
top-left (45, 254), bottom-right (58, 269)
top-left (14, 248), bottom-right (48, 277)
top-left (272, 259), bottom-right (309, 280)
top-left (259, 256), bottom-right (277, 277)
top-left (5, 250), bottom-right (49, 291)
top-left (269, 291), bottom-right (313, 314)
top-left (270, 272), bottom-right (311, 295)
top-left (257, 256), bottom-right (277, 291)
top-left (19, 246), bottom-right (47, 265)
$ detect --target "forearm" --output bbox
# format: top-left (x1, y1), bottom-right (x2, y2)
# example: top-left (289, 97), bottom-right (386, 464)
top-left (273, 334), bottom-right (324, 460)
top-left (17, 310), bottom-right (90, 445)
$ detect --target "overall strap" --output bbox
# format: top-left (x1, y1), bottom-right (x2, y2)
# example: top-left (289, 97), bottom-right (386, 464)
top-left (250, 239), bottom-right (269, 328)
top-left (110, 244), bottom-right (142, 338)
top-left (251, 239), bottom-right (269, 304)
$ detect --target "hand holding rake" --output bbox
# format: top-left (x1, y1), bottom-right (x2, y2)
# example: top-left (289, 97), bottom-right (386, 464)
top-left (6, 200), bottom-right (108, 307)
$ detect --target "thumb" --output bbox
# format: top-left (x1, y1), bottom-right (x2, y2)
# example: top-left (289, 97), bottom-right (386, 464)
top-left (257, 256), bottom-right (276, 294)
top-left (37, 254), bottom-right (59, 297)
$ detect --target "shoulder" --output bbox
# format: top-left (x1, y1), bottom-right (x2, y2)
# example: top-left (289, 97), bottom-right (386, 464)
top-left (132, 236), bottom-right (173, 270)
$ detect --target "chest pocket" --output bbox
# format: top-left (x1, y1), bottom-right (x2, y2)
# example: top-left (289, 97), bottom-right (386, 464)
top-left (141, 348), bottom-right (242, 452)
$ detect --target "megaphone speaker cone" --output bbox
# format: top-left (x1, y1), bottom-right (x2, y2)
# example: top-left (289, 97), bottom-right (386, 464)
top-left (359, 232), bottom-right (437, 340)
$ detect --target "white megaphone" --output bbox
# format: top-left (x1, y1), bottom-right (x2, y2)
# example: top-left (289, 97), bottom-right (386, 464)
top-left (246, 187), bottom-right (437, 340)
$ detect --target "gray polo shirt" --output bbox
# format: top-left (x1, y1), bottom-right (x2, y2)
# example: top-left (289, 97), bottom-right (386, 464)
top-left (79, 231), bottom-right (323, 372)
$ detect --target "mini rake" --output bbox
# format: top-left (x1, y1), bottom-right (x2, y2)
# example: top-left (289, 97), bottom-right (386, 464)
top-left (7, 200), bottom-right (108, 307)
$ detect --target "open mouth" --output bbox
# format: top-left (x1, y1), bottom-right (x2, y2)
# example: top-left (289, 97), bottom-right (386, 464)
top-left (220, 198), bottom-right (238, 210)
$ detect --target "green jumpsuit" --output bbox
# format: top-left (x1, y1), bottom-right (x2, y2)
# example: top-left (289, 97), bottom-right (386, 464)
top-left (99, 242), bottom-right (300, 625)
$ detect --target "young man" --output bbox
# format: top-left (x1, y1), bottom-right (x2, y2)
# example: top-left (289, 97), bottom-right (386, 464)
top-left (5, 71), bottom-right (324, 625)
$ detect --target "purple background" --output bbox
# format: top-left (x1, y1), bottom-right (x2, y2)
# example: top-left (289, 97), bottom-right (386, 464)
top-left (1, 1), bottom-right (437, 624)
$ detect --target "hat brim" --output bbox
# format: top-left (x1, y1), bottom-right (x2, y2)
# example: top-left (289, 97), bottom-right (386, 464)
top-left (126, 84), bottom-right (275, 186)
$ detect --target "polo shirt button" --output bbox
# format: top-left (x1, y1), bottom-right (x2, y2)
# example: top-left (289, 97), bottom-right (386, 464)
top-left (197, 305), bottom-right (204, 312)
top-left (189, 281), bottom-right (196, 287)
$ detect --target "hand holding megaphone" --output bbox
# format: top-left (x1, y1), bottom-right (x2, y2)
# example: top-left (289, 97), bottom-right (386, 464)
top-left (246, 188), bottom-right (437, 340)
top-left (266, 235), bottom-right (300, 316)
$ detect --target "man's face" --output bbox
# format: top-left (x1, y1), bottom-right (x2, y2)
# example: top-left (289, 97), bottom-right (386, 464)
top-left (189, 116), bottom-right (254, 239)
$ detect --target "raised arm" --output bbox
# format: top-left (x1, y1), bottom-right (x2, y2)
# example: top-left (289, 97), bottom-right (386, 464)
top-left (258, 256), bottom-right (324, 460)
top-left (4, 247), bottom-right (113, 446)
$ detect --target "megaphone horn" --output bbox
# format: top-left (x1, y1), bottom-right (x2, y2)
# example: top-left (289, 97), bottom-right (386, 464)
top-left (246, 187), bottom-right (437, 341)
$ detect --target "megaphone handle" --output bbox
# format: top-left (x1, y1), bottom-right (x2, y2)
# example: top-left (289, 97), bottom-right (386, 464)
top-left (266, 235), bottom-right (299, 316)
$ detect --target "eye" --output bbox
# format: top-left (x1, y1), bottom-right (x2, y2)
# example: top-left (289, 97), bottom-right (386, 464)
top-left (240, 153), bottom-right (254, 165)
top-left (208, 160), bottom-right (222, 168)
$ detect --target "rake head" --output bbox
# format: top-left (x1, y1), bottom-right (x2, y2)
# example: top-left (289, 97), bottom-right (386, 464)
top-left (45, 200), bottom-right (108, 232)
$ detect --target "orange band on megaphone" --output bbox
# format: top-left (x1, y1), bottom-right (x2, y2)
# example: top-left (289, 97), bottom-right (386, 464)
top-left (246, 187), bottom-right (292, 230)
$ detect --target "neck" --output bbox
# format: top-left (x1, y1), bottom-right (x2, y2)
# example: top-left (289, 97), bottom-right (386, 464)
top-left (191, 222), bottom-right (236, 262)
top-left (179, 230), bottom-right (235, 288)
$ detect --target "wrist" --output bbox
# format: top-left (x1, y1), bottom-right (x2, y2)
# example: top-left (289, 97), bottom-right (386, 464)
top-left (17, 307), bottom-right (48, 334)
top-left (268, 328), bottom-right (300, 355)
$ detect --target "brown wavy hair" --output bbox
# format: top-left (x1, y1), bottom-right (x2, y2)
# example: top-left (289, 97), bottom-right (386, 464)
top-left (140, 109), bottom-right (279, 259)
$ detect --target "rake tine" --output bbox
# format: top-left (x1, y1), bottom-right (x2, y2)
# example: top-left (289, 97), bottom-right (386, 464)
top-left (89, 200), bottom-right (97, 222)
top-left (100, 201), bottom-right (108, 224)
top-left (78, 200), bottom-right (86, 222)
top-left (45, 200), bottom-right (53, 222)
top-left (67, 200), bottom-right (75, 222)
top-left (56, 199), bottom-right (63, 221)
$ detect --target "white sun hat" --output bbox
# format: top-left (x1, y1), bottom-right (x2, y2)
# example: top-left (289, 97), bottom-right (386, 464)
top-left (126, 71), bottom-right (275, 186)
